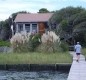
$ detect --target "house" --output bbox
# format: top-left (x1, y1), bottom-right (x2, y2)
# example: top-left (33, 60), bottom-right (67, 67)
top-left (14, 13), bottom-right (53, 34)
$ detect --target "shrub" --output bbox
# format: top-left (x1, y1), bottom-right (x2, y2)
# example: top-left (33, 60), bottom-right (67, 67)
top-left (28, 33), bottom-right (41, 51)
top-left (0, 40), bottom-right (10, 47)
top-left (37, 31), bottom-right (60, 53)
top-left (10, 32), bottom-right (41, 52)
top-left (10, 31), bottom-right (68, 53)
top-left (41, 31), bottom-right (60, 43)
top-left (10, 32), bottom-right (31, 52)
top-left (36, 40), bottom-right (61, 53)
top-left (60, 41), bottom-right (69, 52)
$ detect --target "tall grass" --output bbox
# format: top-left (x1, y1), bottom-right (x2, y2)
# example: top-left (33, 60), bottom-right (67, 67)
top-left (0, 52), bottom-right (72, 64)
top-left (10, 31), bottom-right (69, 53)
top-left (82, 48), bottom-right (86, 57)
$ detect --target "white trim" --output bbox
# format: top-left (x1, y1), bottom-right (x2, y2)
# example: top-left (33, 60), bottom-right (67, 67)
top-left (23, 24), bottom-right (25, 32)
top-left (25, 23), bottom-right (31, 33)
top-left (30, 24), bottom-right (32, 33)
top-left (31, 23), bottom-right (38, 33)
top-left (16, 24), bottom-right (18, 33)
top-left (37, 23), bottom-right (39, 33)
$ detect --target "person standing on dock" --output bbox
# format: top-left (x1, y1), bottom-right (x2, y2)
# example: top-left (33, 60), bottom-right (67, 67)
top-left (74, 42), bottom-right (82, 62)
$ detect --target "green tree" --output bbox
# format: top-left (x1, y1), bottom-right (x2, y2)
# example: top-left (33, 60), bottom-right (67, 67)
top-left (0, 19), bottom-right (11, 40)
top-left (49, 6), bottom-right (86, 45)
top-left (38, 8), bottom-right (49, 13)
top-left (0, 11), bottom-right (28, 40)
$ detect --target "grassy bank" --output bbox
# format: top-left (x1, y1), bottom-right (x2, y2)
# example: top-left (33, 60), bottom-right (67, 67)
top-left (82, 48), bottom-right (86, 57)
top-left (0, 52), bottom-right (72, 64)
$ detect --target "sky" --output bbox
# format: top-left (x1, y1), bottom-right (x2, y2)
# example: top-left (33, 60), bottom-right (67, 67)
top-left (0, 0), bottom-right (86, 21)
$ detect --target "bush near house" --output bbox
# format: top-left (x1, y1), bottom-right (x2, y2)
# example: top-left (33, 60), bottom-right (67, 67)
top-left (37, 31), bottom-right (61, 53)
top-left (60, 41), bottom-right (69, 52)
top-left (10, 32), bottom-right (41, 52)
top-left (10, 32), bottom-right (31, 52)
top-left (0, 40), bottom-right (10, 47)
top-left (10, 31), bottom-right (69, 53)
top-left (28, 33), bottom-right (41, 51)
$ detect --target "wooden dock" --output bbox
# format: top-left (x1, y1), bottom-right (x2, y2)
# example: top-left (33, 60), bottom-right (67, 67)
top-left (67, 52), bottom-right (86, 80)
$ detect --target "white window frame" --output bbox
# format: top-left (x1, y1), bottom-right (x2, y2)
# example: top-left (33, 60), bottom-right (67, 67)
top-left (16, 23), bottom-right (24, 33)
top-left (31, 23), bottom-right (38, 33)
top-left (25, 24), bottom-right (30, 33)
top-left (16, 23), bottom-right (38, 33)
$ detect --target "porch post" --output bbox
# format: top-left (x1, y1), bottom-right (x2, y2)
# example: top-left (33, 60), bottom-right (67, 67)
top-left (16, 24), bottom-right (18, 33)
top-left (37, 23), bottom-right (39, 33)
top-left (23, 24), bottom-right (26, 32)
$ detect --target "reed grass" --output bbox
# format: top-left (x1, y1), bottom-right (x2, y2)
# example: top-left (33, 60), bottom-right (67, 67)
top-left (0, 52), bottom-right (72, 64)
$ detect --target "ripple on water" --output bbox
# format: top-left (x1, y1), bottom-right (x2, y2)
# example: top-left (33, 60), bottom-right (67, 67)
top-left (0, 71), bottom-right (68, 80)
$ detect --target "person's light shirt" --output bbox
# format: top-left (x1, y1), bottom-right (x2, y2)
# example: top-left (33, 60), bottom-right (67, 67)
top-left (75, 44), bottom-right (81, 53)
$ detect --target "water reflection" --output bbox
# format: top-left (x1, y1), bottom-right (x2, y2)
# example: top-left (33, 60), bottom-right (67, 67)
top-left (0, 71), bottom-right (68, 80)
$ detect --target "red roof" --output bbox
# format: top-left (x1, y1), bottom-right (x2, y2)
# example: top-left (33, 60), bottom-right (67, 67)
top-left (14, 13), bottom-right (53, 22)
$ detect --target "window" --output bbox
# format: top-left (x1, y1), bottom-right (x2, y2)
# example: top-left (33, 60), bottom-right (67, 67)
top-left (18, 24), bottom-right (23, 32)
top-left (32, 24), bottom-right (37, 32)
top-left (25, 24), bottom-right (30, 32)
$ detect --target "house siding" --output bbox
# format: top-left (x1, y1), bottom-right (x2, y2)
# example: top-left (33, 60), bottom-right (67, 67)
top-left (14, 13), bottom-right (53, 34)
top-left (38, 22), bottom-right (45, 35)
top-left (15, 22), bottom-right (46, 34)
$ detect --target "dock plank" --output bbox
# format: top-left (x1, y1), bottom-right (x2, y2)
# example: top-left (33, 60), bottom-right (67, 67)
top-left (67, 52), bottom-right (86, 80)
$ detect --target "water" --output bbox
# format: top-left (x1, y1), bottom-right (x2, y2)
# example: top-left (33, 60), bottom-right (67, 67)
top-left (0, 71), bottom-right (68, 80)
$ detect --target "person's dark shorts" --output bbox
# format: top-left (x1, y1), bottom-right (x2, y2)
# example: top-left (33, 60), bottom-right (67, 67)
top-left (76, 53), bottom-right (80, 55)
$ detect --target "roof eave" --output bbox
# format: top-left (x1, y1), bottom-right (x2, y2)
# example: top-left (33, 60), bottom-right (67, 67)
top-left (14, 21), bottom-right (48, 23)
